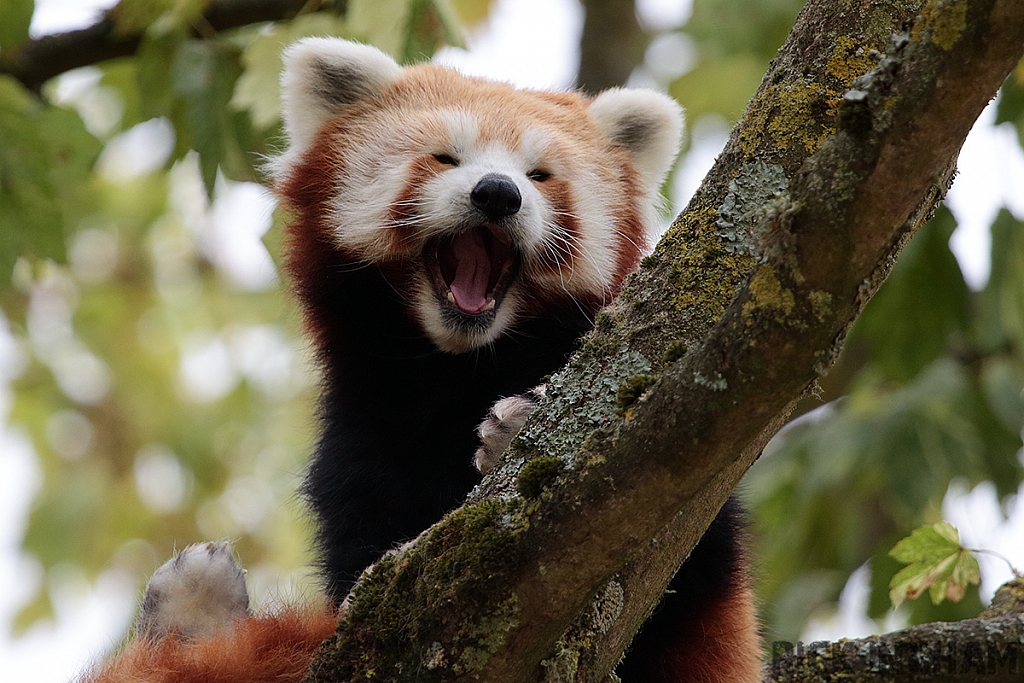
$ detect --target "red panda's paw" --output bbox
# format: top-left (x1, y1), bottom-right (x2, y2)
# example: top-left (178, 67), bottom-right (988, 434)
top-left (474, 385), bottom-right (546, 474)
top-left (137, 541), bottom-right (250, 640)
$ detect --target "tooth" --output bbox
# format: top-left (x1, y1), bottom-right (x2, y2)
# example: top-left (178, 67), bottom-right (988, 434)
top-left (482, 299), bottom-right (496, 311)
top-left (447, 291), bottom-right (456, 303)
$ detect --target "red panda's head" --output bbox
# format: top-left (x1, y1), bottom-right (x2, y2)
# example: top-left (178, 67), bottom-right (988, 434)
top-left (273, 38), bottom-right (683, 353)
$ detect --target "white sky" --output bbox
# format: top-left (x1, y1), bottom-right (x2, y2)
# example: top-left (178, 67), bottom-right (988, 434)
top-left (28, 0), bottom-right (117, 37)
top-left (4, 0), bottom-right (1024, 678)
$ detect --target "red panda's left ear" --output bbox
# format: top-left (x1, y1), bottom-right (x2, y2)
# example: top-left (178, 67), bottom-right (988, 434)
top-left (588, 89), bottom-right (684, 191)
top-left (278, 37), bottom-right (402, 163)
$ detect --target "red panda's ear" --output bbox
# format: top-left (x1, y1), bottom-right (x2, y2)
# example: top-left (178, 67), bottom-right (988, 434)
top-left (279, 38), bottom-right (402, 159)
top-left (588, 89), bottom-right (684, 191)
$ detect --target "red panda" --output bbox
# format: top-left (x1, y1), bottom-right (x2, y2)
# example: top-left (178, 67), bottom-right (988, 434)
top-left (82, 38), bottom-right (759, 683)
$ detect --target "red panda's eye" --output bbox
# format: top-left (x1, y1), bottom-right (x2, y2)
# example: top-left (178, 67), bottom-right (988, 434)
top-left (527, 170), bottom-right (551, 182)
top-left (433, 154), bottom-right (459, 167)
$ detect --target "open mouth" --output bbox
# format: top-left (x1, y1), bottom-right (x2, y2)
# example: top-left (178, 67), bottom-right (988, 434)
top-left (424, 225), bottom-right (520, 318)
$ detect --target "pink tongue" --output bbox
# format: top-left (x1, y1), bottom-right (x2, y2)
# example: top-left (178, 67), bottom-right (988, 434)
top-left (449, 230), bottom-right (492, 313)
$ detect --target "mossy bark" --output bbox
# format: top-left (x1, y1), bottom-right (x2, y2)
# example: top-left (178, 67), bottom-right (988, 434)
top-left (305, 1), bottom-right (1024, 682)
top-left (767, 579), bottom-right (1024, 682)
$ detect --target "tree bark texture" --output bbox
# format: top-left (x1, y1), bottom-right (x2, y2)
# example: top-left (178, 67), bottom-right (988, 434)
top-left (303, 1), bottom-right (1024, 682)
top-left (767, 614), bottom-right (1024, 683)
top-left (767, 579), bottom-right (1024, 682)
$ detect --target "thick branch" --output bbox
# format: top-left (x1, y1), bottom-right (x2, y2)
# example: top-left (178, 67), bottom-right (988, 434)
top-left (0, 0), bottom-right (344, 92)
top-left (305, 1), bottom-right (1024, 681)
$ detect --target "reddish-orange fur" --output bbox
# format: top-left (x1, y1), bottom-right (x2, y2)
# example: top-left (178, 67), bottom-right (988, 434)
top-left (81, 607), bottom-right (337, 683)
top-left (661, 585), bottom-right (761, 683)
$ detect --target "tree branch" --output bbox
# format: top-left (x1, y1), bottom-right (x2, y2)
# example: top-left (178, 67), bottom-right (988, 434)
top-left (767, 579), bottom-right (1024, 682)
top-left (302, 1), bottom-right (1024, 681)
top-left (576, 0), bottom-right (645, 93)
top-left (0, 0), bottom-right (345, 92)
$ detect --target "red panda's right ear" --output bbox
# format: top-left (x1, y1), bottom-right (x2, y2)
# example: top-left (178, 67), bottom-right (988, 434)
top-left (588, 88), bottom-right (684, 193)
top-left (279, 38), bottom-right (402, 159)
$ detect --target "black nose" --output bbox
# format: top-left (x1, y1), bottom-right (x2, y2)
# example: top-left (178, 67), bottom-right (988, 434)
top-left (471, 174), bottom-right (522, 221)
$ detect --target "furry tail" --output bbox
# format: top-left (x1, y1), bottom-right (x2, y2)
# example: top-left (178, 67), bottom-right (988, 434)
top-left (617, 498), bottom-right (762, 683)
top-left (81, 606), bottom-right (337, 683)
top-left (81, 543), bottom-right (337, 683)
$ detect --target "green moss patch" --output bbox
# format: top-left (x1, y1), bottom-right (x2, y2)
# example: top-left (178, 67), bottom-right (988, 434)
top-left (662, 340), bottom-right (689, 365)
top-left (517, 456), bottom-right (565, 498)
top-left (616, 374), bottom-right (659, 414)
top-left (311, 499), bottom-right (526, 682)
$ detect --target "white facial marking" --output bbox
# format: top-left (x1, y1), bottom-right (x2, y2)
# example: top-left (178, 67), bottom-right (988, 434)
top-left (438, 109), bottom-right (480, 157)
top-left (519, 127), bottom-right (554, 171)
top-left (317, 107), bottom-right (639, 352)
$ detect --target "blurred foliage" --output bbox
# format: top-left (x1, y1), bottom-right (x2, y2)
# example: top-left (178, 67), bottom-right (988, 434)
top-left (0, 0), bottom-right (480, 636)
top-left (0, 0), bottom-right (34, 52)
top-left (996, 60), bottom-right (1024, 146)
top-left (0, 77), bottom-right (99, 278)
top-left (670, 0), bottom-right (805, 133)
top-left (747, 207), bottom-right (1024, 640)
top-left (0, 0), bottom-right (1022, 662)
top-left (665, 0), bottom-right (1024, 644)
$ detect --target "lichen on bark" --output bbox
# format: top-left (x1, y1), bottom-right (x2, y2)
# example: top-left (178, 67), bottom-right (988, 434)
top-left (304, 1), bottom-right (1024, 681)
top-left (768, 579), bottom-right (1024, 683)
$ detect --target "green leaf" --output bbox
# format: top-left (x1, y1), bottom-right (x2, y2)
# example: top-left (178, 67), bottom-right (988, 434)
top-left (13, 591), bottom-right (54, 636)
top-left (979, 357), bottom-right (1024, 448)
top-left (889, 522), bottom-right (980, 608)
top-left (112, 0), bottom-right (169, 34)
top-left (111, 0), bottom-right (204, 35)
top-left (995, 212), bottom-right (1024, 354)
top-left (686, 0), bottom-right (804, 62)
top-left (0, 77), bottom-right (101, 277)
top-left (135, 27), bottom-right (182, 121)
top-left (0, 82), bottom-right (63, 275)
top-left (0, 0), bottom-right (33, 51)
top-left (970, 359), bottom-right (1024, 499)
top-left (169, 40), bottom-right (248, 192)
top-left (403, 0), bottom-right (465, 62)
top-left (232, 13), bottom-right (352, 132)
top-left (348, 0), bottom-right (413, 58)
top-left (671, 0), bottom-right (805, 131)
top-left (975, 210), bottom-right (1021, 349)
top-left (449, 0), bottom-right (493, 27)
top-left (869, 549), bottom-right (984, 623)
top-left (100, 58), bottom-right (145, 132)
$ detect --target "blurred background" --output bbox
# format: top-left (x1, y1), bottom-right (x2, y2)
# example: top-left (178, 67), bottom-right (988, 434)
top-left (0, 0), bottom-right (1022, 680)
